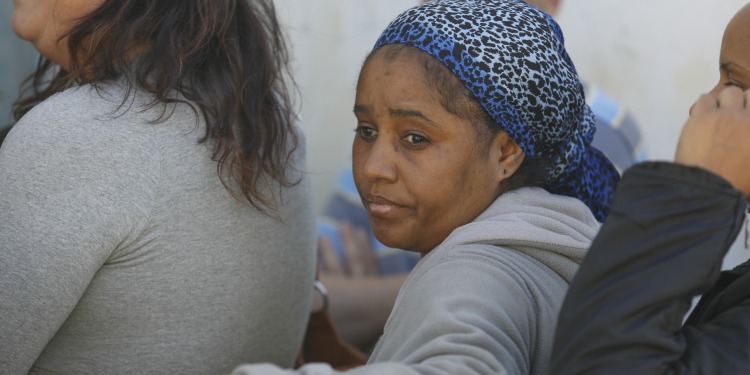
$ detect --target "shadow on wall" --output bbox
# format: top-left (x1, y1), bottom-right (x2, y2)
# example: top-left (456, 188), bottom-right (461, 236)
top-left (0, 3), bottom-right (38, 129)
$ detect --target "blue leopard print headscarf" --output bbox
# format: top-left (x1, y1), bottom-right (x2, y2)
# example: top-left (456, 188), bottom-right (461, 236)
top-left (373, 0), bottom-right (619, 221)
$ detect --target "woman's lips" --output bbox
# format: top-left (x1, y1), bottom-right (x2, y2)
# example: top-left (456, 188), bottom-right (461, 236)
top-left (362, 194), bottom-right (410, 217)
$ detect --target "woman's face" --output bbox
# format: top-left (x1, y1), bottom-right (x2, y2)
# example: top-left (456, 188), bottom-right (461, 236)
top-left (12, 0), bottom-right (104, 68)
top-left (352, 50), bottom-right (518, 254)
top-left (711, 4), bottom-right (750, 95)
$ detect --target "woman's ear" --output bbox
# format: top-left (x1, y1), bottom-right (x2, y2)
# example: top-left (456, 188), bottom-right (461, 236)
top-left (488, 131), bottom-right (524, 183)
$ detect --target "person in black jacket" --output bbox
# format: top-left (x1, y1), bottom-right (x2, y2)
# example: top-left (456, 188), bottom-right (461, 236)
top-left (550, 84), bottom-right (750, 374)
top-left (551, 5), bottom-right (750, 372)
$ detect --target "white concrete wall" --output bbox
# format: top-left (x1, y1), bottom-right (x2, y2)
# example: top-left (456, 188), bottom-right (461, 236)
top-left (555, 0), bottom-right (748, 161)
top-left (278, 0), bottom-right (749, 219)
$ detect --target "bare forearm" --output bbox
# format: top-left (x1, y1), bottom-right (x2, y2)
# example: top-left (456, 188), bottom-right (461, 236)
top-left (321, 273), bottom-right (407, 351)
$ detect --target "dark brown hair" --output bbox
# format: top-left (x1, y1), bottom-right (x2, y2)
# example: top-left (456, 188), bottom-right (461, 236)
top-left (13, 0), bottom-right (298, 213)
top-left (363, 44), bottom-right (551, 193)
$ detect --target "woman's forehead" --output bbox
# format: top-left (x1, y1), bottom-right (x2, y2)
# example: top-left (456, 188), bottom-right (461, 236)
top-left (373, 0), bottom-right (578, 156)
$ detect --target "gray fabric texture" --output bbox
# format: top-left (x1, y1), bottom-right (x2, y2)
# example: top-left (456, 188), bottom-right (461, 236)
top-left (0, 83), bottom-right (316, 375)
top-left (232, 187), bottom-right (599, 375)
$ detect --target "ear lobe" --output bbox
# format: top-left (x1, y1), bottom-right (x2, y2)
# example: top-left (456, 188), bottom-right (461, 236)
top-left (490, 132), bottom-right (525, 182)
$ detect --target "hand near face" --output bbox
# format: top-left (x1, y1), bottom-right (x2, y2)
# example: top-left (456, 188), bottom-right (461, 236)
top-left (318, 223), bottom-right (379, 277)
top-left (676, 86), bottom-right (750, 196)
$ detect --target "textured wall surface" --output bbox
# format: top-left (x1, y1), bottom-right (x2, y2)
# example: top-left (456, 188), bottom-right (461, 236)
top-left (556, 0), bottom-right (748, 161)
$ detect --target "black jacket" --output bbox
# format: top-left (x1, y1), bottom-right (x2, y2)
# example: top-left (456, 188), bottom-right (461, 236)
top-left (550, 162), bottom-right (750, 374)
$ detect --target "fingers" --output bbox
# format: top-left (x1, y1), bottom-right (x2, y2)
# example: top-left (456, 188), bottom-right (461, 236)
top-left (689, 93), bottom-right (718, 117)
top-left (318, 235), bottom-right (344, 275)
top-left (676, 86), bottom-right (750, 197)
top-left (717, 85), bottom-right (746, 109)
top-left (340, 223), bottom-right (378, 277)
top-left (319, 223), bottom-right (380, 277)
top-left (689, 86), bottom-right (748, 118)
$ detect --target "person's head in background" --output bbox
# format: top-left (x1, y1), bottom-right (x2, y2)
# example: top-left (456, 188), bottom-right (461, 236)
top-left (711, 3), bottom-right (750, 95)
top-left (522, 0), bottom-right (560, 17)
top-left (353, 0), bottom-right (619, 255)
top-left (421, 0), bottom-right (561, 16)
top-left (10, 0), bottom-right (296, 211)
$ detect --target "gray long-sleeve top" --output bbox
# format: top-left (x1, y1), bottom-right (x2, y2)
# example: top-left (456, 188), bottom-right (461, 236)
top-left (0, 84), bottom-right (316, 374)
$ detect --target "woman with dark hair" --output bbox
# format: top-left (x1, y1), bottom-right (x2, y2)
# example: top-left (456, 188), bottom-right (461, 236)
top-left (1, 0), bottom-right (315, 374)
top-left (234, 1), bottom-right (618, 374)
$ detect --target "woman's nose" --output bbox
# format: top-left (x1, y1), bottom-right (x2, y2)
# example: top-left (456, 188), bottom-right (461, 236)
top-left (359, 138), bottom-right (398, 184)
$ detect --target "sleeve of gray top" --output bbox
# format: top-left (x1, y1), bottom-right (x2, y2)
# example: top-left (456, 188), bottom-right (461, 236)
top-left (0, 100), bottom-right (158, 374)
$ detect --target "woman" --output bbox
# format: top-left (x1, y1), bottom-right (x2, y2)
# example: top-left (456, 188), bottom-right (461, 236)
top-left (1, 0), bottom-right (315, 374)
top-left (234, 1), bottom-right (618, 374)
top-left (550, 4), bottom-right (750, 373)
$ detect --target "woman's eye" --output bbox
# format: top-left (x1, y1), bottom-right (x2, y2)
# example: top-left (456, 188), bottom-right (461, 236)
top-left (725, 81), bottom-right (746, 90)
top-left (356, 125), bottom-right (377, 140)
top-left (404, 133), bottom-right (428, 145)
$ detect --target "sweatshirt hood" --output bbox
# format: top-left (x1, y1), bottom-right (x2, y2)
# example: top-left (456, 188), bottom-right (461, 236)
top-left (429, 187), bottom-right (600, 283)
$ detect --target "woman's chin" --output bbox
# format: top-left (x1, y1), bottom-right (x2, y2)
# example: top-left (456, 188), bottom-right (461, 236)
top-left (372, 228), bottom-right (435, 254)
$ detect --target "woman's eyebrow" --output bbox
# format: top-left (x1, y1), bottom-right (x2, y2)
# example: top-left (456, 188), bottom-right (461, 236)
top-left (353, 104), bottom-right (371, 115)
top-left (389, 108), bottom-right (436, 126)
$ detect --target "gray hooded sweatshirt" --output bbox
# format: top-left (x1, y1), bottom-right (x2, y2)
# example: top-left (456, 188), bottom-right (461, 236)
top-left (233, 186), bottom-right (600, 375)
